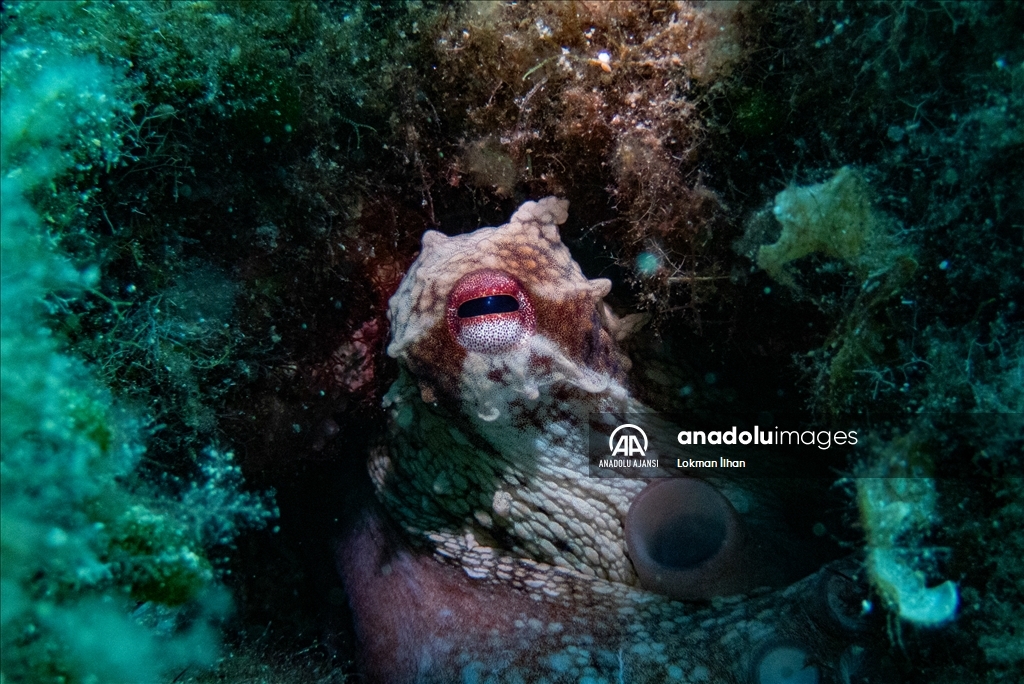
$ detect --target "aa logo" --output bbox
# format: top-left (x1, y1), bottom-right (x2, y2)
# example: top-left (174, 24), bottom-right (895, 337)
top-left (609, 424), bottom-right (648, 457)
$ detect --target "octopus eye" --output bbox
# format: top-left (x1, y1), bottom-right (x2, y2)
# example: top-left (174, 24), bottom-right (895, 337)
top-left (457, 295), bottom-right (520, 318)
top-left (446, 270), bottom-right (537, 354)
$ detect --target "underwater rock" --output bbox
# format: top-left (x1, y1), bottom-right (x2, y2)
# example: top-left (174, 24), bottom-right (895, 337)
top-left (339, 198), bottom-right (892, 683)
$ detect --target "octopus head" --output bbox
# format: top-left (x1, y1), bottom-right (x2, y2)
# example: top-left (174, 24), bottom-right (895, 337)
top-left (387, 197), bottom-right (629, 420)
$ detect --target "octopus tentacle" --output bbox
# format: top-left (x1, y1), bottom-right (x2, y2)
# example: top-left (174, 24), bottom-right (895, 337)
top-left (342, 508), bottom-right (877, 684)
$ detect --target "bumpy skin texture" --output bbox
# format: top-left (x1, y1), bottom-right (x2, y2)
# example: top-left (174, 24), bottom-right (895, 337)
top-left (342, 198), bottom-right (886, 683)
top-left (380, 198), bottom-right (646, 583)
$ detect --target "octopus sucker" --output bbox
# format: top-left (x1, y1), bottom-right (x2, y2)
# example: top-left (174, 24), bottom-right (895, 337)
top-left (341, 198), bottom-right (893, 683)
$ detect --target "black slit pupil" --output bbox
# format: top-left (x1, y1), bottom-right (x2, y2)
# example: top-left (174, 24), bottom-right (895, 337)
top-left (457, 295), bottom-right (519, 318)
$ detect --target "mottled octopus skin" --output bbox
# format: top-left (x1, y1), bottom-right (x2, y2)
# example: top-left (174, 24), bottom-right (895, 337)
top-left (342, 198), bottom-right (889, 683)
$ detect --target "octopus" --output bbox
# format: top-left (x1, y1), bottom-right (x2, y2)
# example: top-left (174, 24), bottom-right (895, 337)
top-left (338, 198), bottom-right (893, 683)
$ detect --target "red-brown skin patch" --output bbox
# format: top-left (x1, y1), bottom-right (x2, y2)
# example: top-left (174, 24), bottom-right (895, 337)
top-left (532, 291), bottom-right (627, 382)
top-left (404, 318), bottom-right (466, 400)
top-left (339, 510), bottom-right (577, 684)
